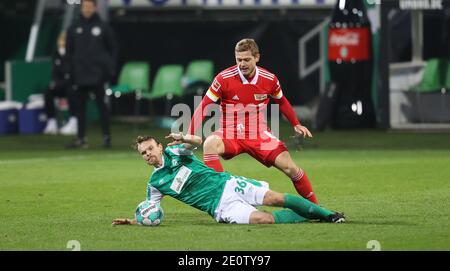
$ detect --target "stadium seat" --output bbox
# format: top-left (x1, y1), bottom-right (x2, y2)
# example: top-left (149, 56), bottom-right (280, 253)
top-left (110, 61), bottom-right (150, 97)
top-left (140, 64), bottom-right (184, 100)
top-left (182, 60), bottom-right (214, 95)
top-left (415, 58), bottom-right (443, 92)
top-left (139, 64), bottom-right (184, 116)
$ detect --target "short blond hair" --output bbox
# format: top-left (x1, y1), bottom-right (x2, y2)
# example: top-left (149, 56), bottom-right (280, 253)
top-left (235, 38), bottom-right (259, 57)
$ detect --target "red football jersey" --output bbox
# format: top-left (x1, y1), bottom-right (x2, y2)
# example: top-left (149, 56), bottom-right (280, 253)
top-left (205, 65), bottom-right (284, 138)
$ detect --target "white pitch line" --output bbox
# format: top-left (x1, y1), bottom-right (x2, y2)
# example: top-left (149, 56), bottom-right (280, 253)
top-left (0, 153), bottom-right (135, 165)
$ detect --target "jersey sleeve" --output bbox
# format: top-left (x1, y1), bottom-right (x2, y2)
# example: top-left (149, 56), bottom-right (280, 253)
top-left (205, 74), bottom-right (224, 102)
top-left (166, 144), bottom-right (194, 156)
top-left (188, 95), bottom-right (215, 135)
top-left (270, 76), bottom-right (284, 100)
top-left (146, 183), bottom-right (163, 203)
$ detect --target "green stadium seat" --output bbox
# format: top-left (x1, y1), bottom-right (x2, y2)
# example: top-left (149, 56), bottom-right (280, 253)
top-left (110, 61), bottom-right (150, 97)
top-left (183, 60), bottom-right (214, 95)
top-left (139, 64), bottom-right (184, 117)
top-left (141, 64), bottom-right (184, 100)
top-left (415, 58), bottom-right (443, 93)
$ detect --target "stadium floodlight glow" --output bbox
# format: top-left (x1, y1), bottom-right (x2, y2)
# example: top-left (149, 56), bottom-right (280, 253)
top-left (105, 89), bottom-right (112, 96)
top-left (351, 101), bottom-right (363, 115)
top-left (357, 101), bottom-right (363, 115)
top-left (66, 0), bottom-right (81, 4)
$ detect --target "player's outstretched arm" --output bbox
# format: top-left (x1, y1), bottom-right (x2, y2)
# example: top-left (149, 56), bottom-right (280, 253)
top-left (112, 218), bottom-right (137, 226)
top-left (273, 96), bottom-right (312, 138)
top-left (188, 95), bottom-right (216, 135)
top-left (165, 133), bottom-right (202, 149)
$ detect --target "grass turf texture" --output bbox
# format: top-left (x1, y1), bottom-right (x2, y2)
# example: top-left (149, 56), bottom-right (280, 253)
top-left (0, 121), bottom-right (449, 250)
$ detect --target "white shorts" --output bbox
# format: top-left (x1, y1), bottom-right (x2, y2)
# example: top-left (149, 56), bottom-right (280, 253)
top-left (214, 176), bottom-right (270, 224)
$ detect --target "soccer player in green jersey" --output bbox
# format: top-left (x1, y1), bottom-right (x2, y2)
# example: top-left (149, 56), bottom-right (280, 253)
top-left (112, 133), bottom-right (345, 225)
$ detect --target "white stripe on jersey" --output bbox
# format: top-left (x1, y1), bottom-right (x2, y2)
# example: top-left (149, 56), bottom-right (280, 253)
top-left (259, 71), bottom-right (274, 79)
top-left (167, 146), bottom-right (193, 156)
top-left (259, 73), bottom-right (275, 81)
top-left (223, 72), bottom-right (238, 79)
top-left (147, 184), bottom-right (163, 203)
top-left (221, 68), bottom-right (238, 77)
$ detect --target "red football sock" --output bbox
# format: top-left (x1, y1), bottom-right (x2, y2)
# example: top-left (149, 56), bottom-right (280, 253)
top-left (203, 154), bottom-right (224, 172)
top-left (291, 170), bottom-right (318, 204)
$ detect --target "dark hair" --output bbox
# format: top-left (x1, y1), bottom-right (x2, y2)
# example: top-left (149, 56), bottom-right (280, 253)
top-left (133, 135), bottom-right (161, 150)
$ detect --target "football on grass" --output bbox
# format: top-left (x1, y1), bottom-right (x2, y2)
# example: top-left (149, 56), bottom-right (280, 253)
top-left (135, 201), bottom-right (164, 226)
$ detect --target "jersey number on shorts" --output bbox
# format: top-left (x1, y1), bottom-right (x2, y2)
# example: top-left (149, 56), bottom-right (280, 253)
top-left (234, 180), bottom-right (247, 194)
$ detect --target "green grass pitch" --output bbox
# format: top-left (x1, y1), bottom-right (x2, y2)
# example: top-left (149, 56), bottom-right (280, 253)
top-left (1, 122), bottom-right (449, 250)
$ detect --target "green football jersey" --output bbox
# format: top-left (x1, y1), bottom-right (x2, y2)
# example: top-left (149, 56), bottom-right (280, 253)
top-left (146, 144), bottom-right (231, 217)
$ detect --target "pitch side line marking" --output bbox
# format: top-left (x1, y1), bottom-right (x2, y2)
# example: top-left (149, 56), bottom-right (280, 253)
top-left (0, 153), bottom-right (135, 164)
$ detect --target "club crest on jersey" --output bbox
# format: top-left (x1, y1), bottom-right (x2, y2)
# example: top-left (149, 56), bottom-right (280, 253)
top-left (172, 159), bottom-right (178, 167)
top-left (237, 123), bottom-right (245, 134)
top-left (91, 26), bottom-right (101, 36)
top-left (254, 94), bottom-right (268, 101)
top-left (212, 79), bottom-right (221, 92)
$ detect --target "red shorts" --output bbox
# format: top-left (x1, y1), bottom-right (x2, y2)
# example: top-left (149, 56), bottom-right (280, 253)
top-left (212, 130), bottom-right (288, 167)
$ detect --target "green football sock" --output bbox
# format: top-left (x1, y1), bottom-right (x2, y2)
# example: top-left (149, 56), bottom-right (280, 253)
top-left (273, 209), bottom-right (309, 224)
top-left (283, 193), bottom-right (334, 220)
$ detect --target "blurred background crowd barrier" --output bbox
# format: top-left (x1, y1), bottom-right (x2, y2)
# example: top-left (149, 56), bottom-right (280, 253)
top-left (1, 0), bottom-right (450, 135)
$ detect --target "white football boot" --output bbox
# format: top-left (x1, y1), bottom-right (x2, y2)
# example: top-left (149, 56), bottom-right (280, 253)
top-left (43, 118), bottom-right (58, 135)
top-left (60, 117), bottom-right (78, 136)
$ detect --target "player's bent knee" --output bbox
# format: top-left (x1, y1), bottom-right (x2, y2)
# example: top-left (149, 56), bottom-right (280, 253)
top-left (288, 165), bottom-right (301, 178)
top-left (280, 163), bottom-right (300, 178)
top-left (263, 190), bottom-right (285, 207)
top-left (274, 152), bottom-right (299, 177)
top-left (249, 211), bottom-right (275, 224)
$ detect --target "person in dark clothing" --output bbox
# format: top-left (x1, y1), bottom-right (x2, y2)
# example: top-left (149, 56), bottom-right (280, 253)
top-left (43, 32), bottom-right (78, 135)
top-left (66, 0), bottom-right (118, 149)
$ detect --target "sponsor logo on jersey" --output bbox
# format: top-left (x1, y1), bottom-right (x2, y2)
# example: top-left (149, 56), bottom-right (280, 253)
top-left (254, 94), bottom-right (268, 101)
top-left (170, 166), bottom-right (192, 194)
top-left (211, 79), bottom-right (221, 92)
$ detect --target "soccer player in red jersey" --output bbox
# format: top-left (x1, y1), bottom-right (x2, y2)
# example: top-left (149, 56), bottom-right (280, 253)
top-left (175, 39), bottom-right (318, 204)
